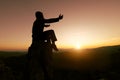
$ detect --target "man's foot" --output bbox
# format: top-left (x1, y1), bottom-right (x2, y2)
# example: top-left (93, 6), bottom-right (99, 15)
top-left (52, 43), bottom-right (59, 51)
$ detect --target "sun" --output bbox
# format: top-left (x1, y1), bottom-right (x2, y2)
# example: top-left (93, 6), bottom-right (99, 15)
top-left (74, 43), bottom-right (82, 49)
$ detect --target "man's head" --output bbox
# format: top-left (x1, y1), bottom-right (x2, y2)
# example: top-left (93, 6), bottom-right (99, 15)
top-left (35, 11), bottom-right (44, 19)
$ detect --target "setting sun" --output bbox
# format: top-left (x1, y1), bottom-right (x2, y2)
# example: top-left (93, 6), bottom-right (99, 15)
top-left (74, 43), bottom-right (82, 49)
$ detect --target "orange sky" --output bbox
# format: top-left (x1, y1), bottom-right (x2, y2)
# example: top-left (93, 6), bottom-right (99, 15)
top-left (0, 0), bottom-right (120, 51)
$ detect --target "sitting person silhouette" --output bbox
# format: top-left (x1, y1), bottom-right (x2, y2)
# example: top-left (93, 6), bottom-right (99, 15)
top-left (32, 11), bottom-right (63, 51)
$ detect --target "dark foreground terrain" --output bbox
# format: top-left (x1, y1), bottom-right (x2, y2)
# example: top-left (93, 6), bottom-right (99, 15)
top-left (0, 45), bottom-right (120, 80)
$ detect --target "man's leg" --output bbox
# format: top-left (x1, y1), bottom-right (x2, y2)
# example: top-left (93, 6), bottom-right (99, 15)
top-left (43, 30), bottom-right (57, 42)
top-left (43, 30), bottom-right (58, 51)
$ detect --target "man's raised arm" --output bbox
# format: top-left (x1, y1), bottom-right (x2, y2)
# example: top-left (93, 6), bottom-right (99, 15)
top-left (45, 14), bottom-right (63, 23)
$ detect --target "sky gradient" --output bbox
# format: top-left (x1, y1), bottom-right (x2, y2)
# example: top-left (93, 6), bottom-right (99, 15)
top-left (0, 0), bottom-right (120, 51)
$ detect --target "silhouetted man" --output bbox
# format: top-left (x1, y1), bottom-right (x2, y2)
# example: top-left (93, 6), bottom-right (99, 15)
top-left (32, 11), bottom-right (63, 51)
top-left (27, 11), bottom-right (63, 80)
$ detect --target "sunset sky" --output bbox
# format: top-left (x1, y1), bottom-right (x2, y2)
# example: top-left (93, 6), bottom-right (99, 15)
top-left (0, 0), bottom-right (120, 51)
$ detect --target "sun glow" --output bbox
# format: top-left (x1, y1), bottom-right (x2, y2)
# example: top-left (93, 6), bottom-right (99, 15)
top-left (74, 42), bottom-right (82, 49)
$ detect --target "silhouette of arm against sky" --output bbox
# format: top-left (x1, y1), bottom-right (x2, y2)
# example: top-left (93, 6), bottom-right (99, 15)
top-left (44, 14), bottom-right (63, 23)
top-left (44, 24), bottom-right (50, 27)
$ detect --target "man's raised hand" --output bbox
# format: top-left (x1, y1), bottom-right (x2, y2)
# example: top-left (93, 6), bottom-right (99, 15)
top-left (59, 14), bottom-right (63, 20)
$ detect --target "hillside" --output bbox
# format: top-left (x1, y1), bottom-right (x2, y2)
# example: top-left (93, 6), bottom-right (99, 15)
top-left (0, 45), bottom-right (120, 80)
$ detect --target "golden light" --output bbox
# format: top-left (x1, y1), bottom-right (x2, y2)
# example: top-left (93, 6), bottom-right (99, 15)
top-left (76, 44), bottom-right (81, 49)
top-left (74, 42), bottom-right (82, 49)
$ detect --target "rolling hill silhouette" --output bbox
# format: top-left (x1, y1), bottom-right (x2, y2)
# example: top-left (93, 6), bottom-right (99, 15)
top-left (0, 45), bottom-right (120, 80)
